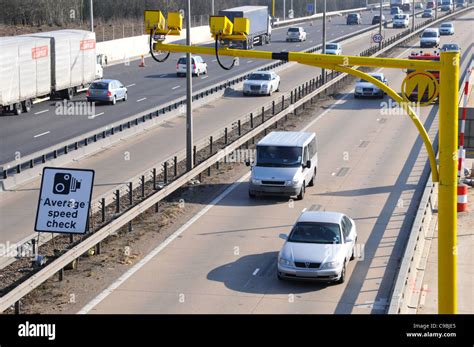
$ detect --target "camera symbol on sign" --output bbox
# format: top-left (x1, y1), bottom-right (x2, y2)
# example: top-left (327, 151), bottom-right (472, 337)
top-left (53, 173), bottom-right (82, 195)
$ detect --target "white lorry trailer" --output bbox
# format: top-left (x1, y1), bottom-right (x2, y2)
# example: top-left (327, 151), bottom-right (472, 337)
top-left (0, 29), bottom-right (103, 115)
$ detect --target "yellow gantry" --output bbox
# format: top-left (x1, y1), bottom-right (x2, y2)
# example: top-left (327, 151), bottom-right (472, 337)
top-left (152, 23), bottom-right (459, 314)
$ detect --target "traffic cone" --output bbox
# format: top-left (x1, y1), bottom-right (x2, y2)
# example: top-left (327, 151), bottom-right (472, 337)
top-left (139, 55), bottom-right (146, 67)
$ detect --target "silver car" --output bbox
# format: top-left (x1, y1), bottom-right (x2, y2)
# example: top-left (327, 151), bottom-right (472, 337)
top-left (87, 79), bottom-right (128, 105)
top-left (278, 211), bottom-right (357, 283)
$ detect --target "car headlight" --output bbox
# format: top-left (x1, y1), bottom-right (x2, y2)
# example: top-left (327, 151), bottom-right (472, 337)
top-left (321, 261), bottom-right (341, 269)
top-left (355, 87), bottom-right (363, 93)
top-left (286, 178), bottom-right (300, 185)
top-left (279, 258), bottom-right (294, 267)
top-left (262, 84), bottom-right (269, 90)
top-left (251, 179), bottom-right (261, 185)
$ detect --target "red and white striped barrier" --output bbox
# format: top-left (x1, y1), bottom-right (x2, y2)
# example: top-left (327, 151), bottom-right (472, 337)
top-left (458, 75), bottom-right (470, 177)
top-left (458, 184), bottom-right (468, 212)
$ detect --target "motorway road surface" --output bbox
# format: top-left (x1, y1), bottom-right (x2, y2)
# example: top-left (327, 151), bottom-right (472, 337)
top-left (0, 8), bottom-right (433, 164)
top-left (0, 9), bottom-right (455, 267)
top-left (75, 12), bottom-right (473, 313)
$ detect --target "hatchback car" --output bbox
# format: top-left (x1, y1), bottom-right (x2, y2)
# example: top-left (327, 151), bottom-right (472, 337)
top-left (354, 72), bottom-right (388, 98)
top-left (277, 211), bottom-right (357, 283)
top-left (439, 22), bottom-right (455, 35)
top-left (346, 13), bottom-right (361, 25)
top-left (391, 6), bottom-right (402, 15)
top-left (176, 55), bottom-right (208, 77)
top-left (415, 2), bottom-right (424, 9)
top-left (243, 71), bottom-right (280, 96)
top-left (371, 14), bottom-right (386, 25)
top-left (286, 27), bottom-right (307, 42)
top-left (422, 9), bottom-right (434, 17)
top-left (441, 43), bottom-right (461, 52)
top-left (324, 42), bottom-right (342, 55)
top-left (86, 79), bottom-right (127, 105)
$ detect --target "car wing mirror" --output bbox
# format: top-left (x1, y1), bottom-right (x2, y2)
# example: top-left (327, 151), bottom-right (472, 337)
top-left (345, 236), bottom-right (354, 243)
top-left (279, 233), bottom-right (288, 240)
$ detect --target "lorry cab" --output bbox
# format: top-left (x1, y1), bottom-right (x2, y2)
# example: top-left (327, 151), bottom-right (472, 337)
top-left (247, 131), bottom-right (318, 200)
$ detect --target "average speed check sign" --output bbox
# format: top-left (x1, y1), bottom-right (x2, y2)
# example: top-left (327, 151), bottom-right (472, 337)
top-left (34, 167), bottom-right (95, 234)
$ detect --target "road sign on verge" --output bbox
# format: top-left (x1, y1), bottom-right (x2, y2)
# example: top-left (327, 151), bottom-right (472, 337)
top-left (34, 167), bottom-right (95, 234)
top-left (372, 33), bottom-right (383, 43)
top-left (401, 70), bottom-right (439, 105)
top-left (307, 4), bottom-right (314, 13)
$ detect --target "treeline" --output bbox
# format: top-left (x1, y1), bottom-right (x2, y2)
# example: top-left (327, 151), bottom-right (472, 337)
top-left (1, 0), bottom-right (373, 26)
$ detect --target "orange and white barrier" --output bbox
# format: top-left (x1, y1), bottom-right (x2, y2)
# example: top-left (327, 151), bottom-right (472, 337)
top-left (139, 55), bottom-right (146, 67)
top-left (457, 184), bottom-right (468, 212)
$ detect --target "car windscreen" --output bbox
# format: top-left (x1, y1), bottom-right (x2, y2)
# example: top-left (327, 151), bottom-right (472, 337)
top-left (326, 44), bottom-right (338, 50)
top-left (394, 15), bottom-right (405, 19)
top-left (359, 75), bottom-right (382, 83)
top-left (288, 222), bottom-right (342, 244)
top-left (90, 82), bottom-right (109, 90)
top-left (348, 14), bottom-right (357, 18)
top-left (288, 28), bottom-right (300, 32)
top-left (256, 145), bottom-right (302, 167)
top-left (248, 73), bottom-right (271, 81)
top-left (441, 23), bottom-right (452, 27)
top-left (422, 31), bottom-right (438, 37)
top-left (178, 57), bottom-right (195, 64)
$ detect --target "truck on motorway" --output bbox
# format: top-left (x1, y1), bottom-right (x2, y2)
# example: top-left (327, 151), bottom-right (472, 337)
top-left (218, 6), bottom-right (272, 49)
top-left (0, 30), bottom-right (103, 115)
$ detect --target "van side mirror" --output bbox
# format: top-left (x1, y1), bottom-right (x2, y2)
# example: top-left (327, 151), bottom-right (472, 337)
top-left (306, 160), bottom-right (312, 169)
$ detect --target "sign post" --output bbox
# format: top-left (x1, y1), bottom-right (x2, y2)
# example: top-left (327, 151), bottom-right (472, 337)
top-left (34, 167), bottom-right (95, 235)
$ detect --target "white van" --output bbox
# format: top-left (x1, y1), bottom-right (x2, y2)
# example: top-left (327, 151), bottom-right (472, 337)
top-left (247, 131), bottom-right (318, 200)
top-left (420, 28), bottom-right (440, 48)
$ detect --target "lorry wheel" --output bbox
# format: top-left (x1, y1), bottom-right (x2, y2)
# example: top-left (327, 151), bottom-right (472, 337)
top-left (63, 88), bottom-right (74, 100)
top-left (13, 103), bottom-right (22, 115)
top-left (22, 99), bottom-right (32, 113)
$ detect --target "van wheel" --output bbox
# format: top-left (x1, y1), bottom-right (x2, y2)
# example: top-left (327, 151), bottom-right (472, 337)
top-left (296, 183), bottom-right (305, 200)
top-left (22, 99), bottom-right (32, 113)
top-left (308, 168), bottom-right (316, 187)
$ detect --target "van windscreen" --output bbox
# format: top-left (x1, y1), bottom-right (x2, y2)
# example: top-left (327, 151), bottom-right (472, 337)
top-left (257, 146), bottom-right (302, 167)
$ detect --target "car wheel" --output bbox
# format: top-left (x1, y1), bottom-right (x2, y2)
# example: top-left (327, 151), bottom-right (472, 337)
top-left (354, 94), bottom-right (359, 99)
top-left (296, 183), bottom-right (305, 200)
top-left (277, 272), bottom-right (284, 281)
top-left (248, 191), bottom-right (256, 198)
top-left (350, 239), bottom-right (358, 260)
top-left (268, 87), bottom-right (273, 96)
top-left (111, 96), bottom-right (116, 105)
top-left (308, 168), bottom-right (316, 187)
top-left (336, 263), bottom-right (346, 284)
top-left (123, 92), bottom-right (128, 101)
top-left (276, 82), bottom-right (280, 92)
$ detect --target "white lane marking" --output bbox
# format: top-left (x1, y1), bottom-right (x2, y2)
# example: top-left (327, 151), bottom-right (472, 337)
top-left (247, 60), bottom-right (253, 63)
top-left (78, 39), bottom-right (426, 315)
top-left (136, 97), bottom-right (147, 102)
top-left (201, 75), bottom-right (208, 79)
top-left (88, 112), bottom-right (104, 119)
top-left (78, 172), bottom-right (251, 314)
top-left (34, 109), bottom-right (49, 115)
top-left (126, 83), bottom-right (136, 88)
top-left (309, 40), bottom-right (314, 43)
top-left (33, 131), bottom-right (50, 138)
top-left (212, 59), bottom-right (217, 62)
top-left (252, 268), bottom-right (260, 276)
top-left (172, 85), bottom-right (181, 90)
